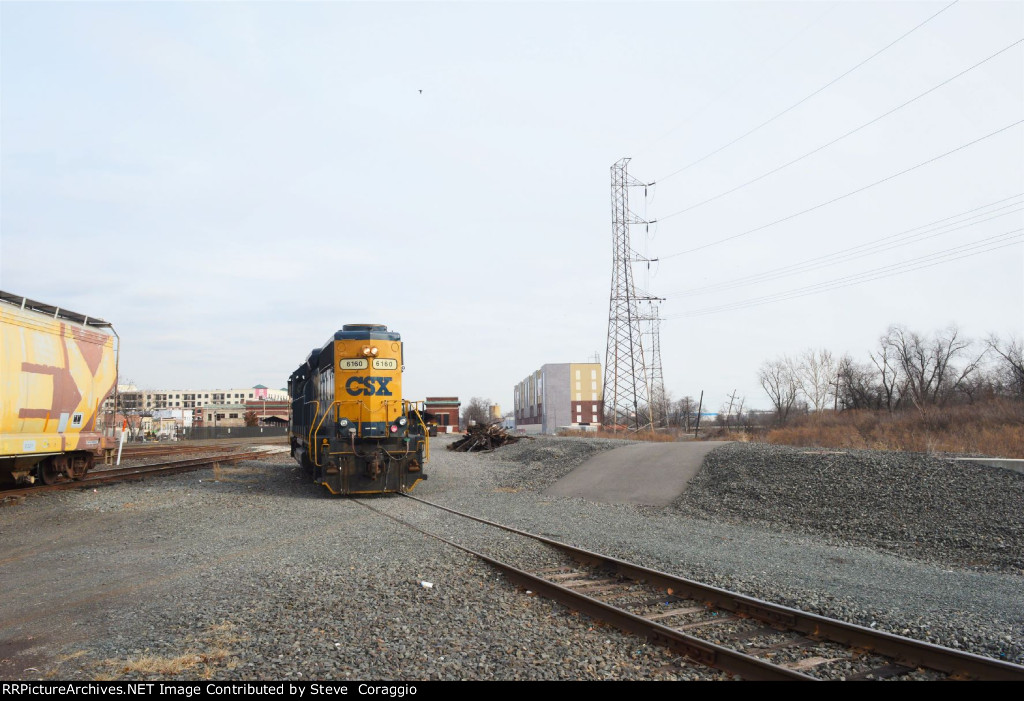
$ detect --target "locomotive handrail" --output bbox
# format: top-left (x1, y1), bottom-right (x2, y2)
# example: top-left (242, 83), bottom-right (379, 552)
top-left (307, 399), bottom-right (320, 464)
top-left (405, 400), bottom-right (431, 462)
top-left (311, 399), bottom-right (370, 466)
top-left (311, 399), bottom-right (338, 467)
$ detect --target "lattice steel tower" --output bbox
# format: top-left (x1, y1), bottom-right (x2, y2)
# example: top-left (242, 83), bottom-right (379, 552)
top-left (603, 158), bottom-right (654, 431)
top-left (643, 302), bottom-right (669, 428)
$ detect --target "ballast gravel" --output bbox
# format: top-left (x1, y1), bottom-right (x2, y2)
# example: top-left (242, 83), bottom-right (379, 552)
top-left (1, 435), bottom-right (1021, 681)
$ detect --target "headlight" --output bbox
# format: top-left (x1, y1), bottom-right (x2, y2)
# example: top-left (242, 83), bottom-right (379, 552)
top-left (397, 417), bottom-right (408, 427)
top-left (339, 418), bottom-right (349, 427)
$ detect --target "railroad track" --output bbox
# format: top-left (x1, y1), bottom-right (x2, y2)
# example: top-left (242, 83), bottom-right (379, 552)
top-left (2, 448), bottom-right (289, 500)
top-left (356, 494), bottom-right (1024, 681)
top-left (117, 437), bottom-right (288, 460)
top-left (117, 444), bottom-right (238, 459)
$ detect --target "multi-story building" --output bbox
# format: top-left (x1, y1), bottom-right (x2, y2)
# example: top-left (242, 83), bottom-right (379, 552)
top-left (513, 363), bottom-right (603, 434)
top-left (104, 385), bottom-right (289, 417)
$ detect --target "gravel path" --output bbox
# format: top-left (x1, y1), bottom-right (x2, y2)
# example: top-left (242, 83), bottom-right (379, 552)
top-left (1, 434), bottom-right (1021, 681)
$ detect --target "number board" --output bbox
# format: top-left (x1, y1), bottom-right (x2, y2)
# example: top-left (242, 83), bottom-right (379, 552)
top-left (340, 358), bottom-right (369, 370)
top-left (372, 358), bottom-right (398, 370)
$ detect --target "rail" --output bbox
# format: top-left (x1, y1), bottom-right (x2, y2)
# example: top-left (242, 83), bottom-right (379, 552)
top-left (349, 494), bottom-right (1024, 681)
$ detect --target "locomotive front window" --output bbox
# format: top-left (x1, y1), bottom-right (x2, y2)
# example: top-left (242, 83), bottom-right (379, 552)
top-left (372, 358), bottom-right (398, 370)
top-left (340, 358), bottom-right (369, 370)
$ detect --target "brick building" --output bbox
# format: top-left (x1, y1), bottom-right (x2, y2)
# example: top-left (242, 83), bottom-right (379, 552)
top-left (423, 397), bottom-right (460, 433)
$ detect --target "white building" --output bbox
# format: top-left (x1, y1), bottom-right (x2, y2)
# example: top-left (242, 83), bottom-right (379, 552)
top-left (105, 384), bottom-right (288, 413)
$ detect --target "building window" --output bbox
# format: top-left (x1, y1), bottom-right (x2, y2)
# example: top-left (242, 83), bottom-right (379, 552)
top-left (591, 370), bottom-right (596, 379)
top-left (592, 414), bottom-right (598, 422)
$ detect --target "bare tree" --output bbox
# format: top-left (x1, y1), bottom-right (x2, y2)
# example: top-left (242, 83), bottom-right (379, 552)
top-left (672, 395), bottom-right (698, 431)
top-left (870, 331), bottom-right (904, 413)
top-left (123, 413), bottom-right (145, 442)
top-left (837, 354), bottom-right (881, 410)
top-left (759, 357), bottom-right (799, 424)
top-left (884, 325), bottom-right (983, 409)
top-left (795, 348), bottom-right (838, 412)
top-left (987, 333), bottom-right (1024, 398)
top-left (461, 397), bottom-right (492, 427)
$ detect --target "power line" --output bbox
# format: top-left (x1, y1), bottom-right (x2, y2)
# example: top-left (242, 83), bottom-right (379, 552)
top-left (669, 194), bottom-right (1023, 295)
top-left (659, 119), bottom-right (1024, 260)
top-left (667, 196), bottom-right (1024, 298)
top-left (666, 228), bottom-right (1023, 318)
top-left (657, 38), bottom-right (1023, 220)
top-left (634, 4), bottom-right (838, 158)
top-left (654, 0), bottom-right (960, 183)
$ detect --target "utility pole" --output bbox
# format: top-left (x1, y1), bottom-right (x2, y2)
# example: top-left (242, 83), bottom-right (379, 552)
top-left (603, 157), bottom-right (658, 432)
top-left (726, 389), bottom-right (738, 433)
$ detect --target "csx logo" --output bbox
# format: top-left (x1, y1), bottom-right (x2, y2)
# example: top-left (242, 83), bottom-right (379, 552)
top-left (345, 376), bottom-right (394, 396)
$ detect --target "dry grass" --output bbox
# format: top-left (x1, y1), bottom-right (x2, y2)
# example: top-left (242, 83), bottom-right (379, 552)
top-left (113, 653), bottom-right (208, 676)
top-left (98, 622), bottom-right (242, 680)
top-left (558, 429), bottom-right (677, 442)
top-left (210, 464), bottom-right (261, 483)
top-left (764, 399), bottom-right (1024, 457)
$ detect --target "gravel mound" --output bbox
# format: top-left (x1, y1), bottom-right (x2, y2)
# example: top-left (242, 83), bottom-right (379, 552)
top-left (489, 436), bottom-right (637, 491)
top-left (672, 442), bottom-right (1024, 573)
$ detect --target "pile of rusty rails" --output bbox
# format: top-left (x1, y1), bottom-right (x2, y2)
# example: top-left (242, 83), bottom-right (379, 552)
top-left (355, 494), bottom-right (1024, 682)
top-left (448, 423), bottom-right (521, 452)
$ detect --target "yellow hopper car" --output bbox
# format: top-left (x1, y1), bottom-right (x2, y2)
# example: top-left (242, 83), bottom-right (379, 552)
top-left (0, 291), bottom-right (118, 485)
top-left (288, 324), bottom-right (428, 495)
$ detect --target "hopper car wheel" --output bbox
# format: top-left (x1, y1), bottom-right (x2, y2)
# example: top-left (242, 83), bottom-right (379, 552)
top-left (39, 458), bottom-right (60, 485)
top-left (71, 455), bottom-right (93, 480)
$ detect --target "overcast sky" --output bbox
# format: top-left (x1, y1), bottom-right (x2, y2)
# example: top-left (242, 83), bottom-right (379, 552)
top-left (2, 1), bottom-right (1021, 415)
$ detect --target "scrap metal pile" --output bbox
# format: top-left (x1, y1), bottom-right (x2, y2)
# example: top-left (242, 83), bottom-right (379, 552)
top-left (447, 423), bottom-right (521, 452)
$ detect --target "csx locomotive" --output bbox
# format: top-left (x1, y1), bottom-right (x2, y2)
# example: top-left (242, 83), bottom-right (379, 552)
top-left (288, 324), bottom-right (428, 495)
